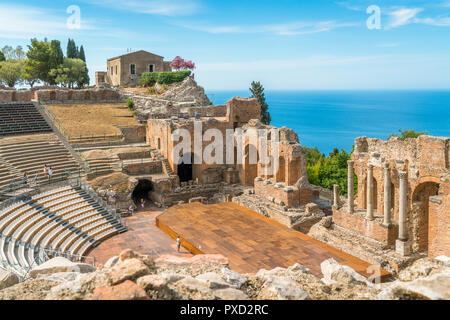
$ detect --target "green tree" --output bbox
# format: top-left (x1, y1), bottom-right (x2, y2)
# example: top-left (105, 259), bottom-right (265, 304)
top-left (0, 59), bottom-right (24, 87)
top-left (1, 45), bottom-right (25, 60)
top-left (67, 39), bottom-right (78, 59)
top-left (250, 81), bottom-right (271, 125)
top-left (388, 129), bottom-right (428, 141)
top-left (304, 147), bottom-right (356, 196)
top-left (50, 58), bottom-right (89, 88)
top-left (21, 66), bottom-right (39, 87)
top-left (79, 45), bottom-right (86, 62)
top-left (0, 51), bottom-right (5, 62)
top-left (24, 39), bottom-right (51, 84)
top-left (48, 40), bottom-right (64, 85)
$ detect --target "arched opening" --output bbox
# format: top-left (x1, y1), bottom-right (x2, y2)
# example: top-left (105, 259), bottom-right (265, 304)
top-left (132, 179), bottom-right (153, 206)
top-left (177, 153), bottom-right (193, 183)
top-left (411, 182), bottom-right (440, 252)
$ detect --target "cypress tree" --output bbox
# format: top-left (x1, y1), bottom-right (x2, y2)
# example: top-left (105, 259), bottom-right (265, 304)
top-left (250, 81), bottom-right (271, 125)
top-left (48, 40), bottom-right (64, 85)
top-left (79, 45), bottom-right (86, 62)
top-left (0, 51), bottom-right (5, 62)
top-left (67, 39), bottom-right (78, 58)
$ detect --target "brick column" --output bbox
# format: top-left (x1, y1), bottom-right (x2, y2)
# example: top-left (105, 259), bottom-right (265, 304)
top-left (383, 163), bottom-right (391, 226)
top-left (347, 161), bottom-right (354, 214)
top-left (366, 164), bottom-right (374, 220)
top-left (398, 171), bottom-right (408, 241)
top-left (333, 184), bottom-right (339, 209)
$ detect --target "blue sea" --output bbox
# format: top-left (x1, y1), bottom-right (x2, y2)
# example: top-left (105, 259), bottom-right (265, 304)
top-left (206, 90), bottom-right (450, 155)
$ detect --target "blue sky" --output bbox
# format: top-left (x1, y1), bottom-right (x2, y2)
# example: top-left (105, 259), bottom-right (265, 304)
top-left (0, 0), bottom-right (449, 90)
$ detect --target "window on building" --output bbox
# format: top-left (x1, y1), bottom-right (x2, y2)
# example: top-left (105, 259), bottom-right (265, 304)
top-left (115, 65), bottom-right (118, 75)
top-left (130, 64), bottom-right (136, 75)
top-left (149, 64), bottom-right (154, 72)
top-left (110, 66), bottom-right (113, 75)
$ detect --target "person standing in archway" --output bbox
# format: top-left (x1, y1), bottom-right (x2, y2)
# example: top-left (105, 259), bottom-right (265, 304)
top-left (140, 198), bottom-right (146, 209)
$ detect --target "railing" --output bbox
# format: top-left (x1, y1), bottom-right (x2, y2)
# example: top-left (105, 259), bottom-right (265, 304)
top-left (0, 232), bottom-right (96, 281)
top-left (69, 134), bottom-right (123, 143)
top-left (0, 178), bottom-right (81, 212)
top-left (39, 101), bottom-right (71, 141)
top-left (0, 168), bottom-right (84, 199)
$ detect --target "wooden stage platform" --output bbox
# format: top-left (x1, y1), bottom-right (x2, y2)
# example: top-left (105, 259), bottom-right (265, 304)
top-left (156, 202), bottom-right (390, 281)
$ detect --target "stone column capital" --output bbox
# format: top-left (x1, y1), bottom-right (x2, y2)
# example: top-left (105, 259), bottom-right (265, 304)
top-left (398, 171), bottom-right (408, 180)
top-left (367, 164), bottom-right (374, 170)
top-left (383, 162), bottom-right (390, 169)
top-left (347, 160), bottom-right (354, 167)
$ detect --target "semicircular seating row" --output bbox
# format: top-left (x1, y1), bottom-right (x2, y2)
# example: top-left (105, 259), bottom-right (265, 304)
top-left (0, 134), bottom-right (83, 193)
top-left (0, 185), bottom-right (127, 275)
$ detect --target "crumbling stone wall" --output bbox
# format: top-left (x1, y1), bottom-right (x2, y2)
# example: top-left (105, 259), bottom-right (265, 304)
top-left (333, 135), bottom-right (449, 258)
top-left (0, 87), bottom-right (121, 103)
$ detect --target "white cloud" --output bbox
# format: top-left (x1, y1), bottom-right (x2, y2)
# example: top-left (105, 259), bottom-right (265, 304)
top-left (84, 0), bottom-right (200, 16)
top-left (387, 8), bottom-right (424, 28)
top-left (178, 20), bottom-right (357, 36)
top-left (335, 1), bottom-right (364, 12)
top-left (415, 17), bottom-right (450, 27)
top-left (0, 4), bottom-right (97, 39)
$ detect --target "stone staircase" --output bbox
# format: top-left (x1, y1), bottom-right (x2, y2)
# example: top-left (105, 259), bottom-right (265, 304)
top-left (0, 135), bottom-right (84, 195)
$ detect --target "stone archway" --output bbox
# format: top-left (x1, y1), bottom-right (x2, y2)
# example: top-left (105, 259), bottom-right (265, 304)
top-left (411, 181), bottom-right (440, 253)
top-left (177, 153), bottom-right (193, 183)
top-left (131, 179), bottom-right (153, 205)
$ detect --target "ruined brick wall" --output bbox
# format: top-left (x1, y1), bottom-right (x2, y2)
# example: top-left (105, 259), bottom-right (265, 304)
top-left (35, 88), bottom-right (121, 102)
top-left (254, 179), bottom-right (300, 207)
top-left (332, 208), bottom-right (398, 246)
top-left (342, 135), bottom-right (450, 255)
top-left (428, 181), bottom-right (450, 258)
top-left (124, 161), bottom-right (162, 175)
top-left (120, 125), bottom-right (146, 143)
top-left (0, 88), bottom-right (121, 103)
top-left (226, 97), bottom-right (261, 124)
top-left (0, 90), bottom-right (33, 103)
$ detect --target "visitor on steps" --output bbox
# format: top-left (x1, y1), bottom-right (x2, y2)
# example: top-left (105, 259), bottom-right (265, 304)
top-left (23, 172), bottom-right (28, 187)
top-left (176, 236), bottom-right (181, 252)
top-left (128, 205), bottom-right (134, 216)
top-left (43, 164), bottom-right (48, 178)
top-left (48, 167), bottom-right (53, 183)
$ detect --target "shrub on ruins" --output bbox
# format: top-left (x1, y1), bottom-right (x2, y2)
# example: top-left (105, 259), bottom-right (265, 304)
top-left (139, 71), bottom-right (191, 87)
top-left (138, 72), bottom-right (158, 87)
top-left (126, 98), bottom-right (135, 111)
top-left (250, 81), bottom-right (271, 125)
top-left (388, 129), bottom-right (428, 141)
